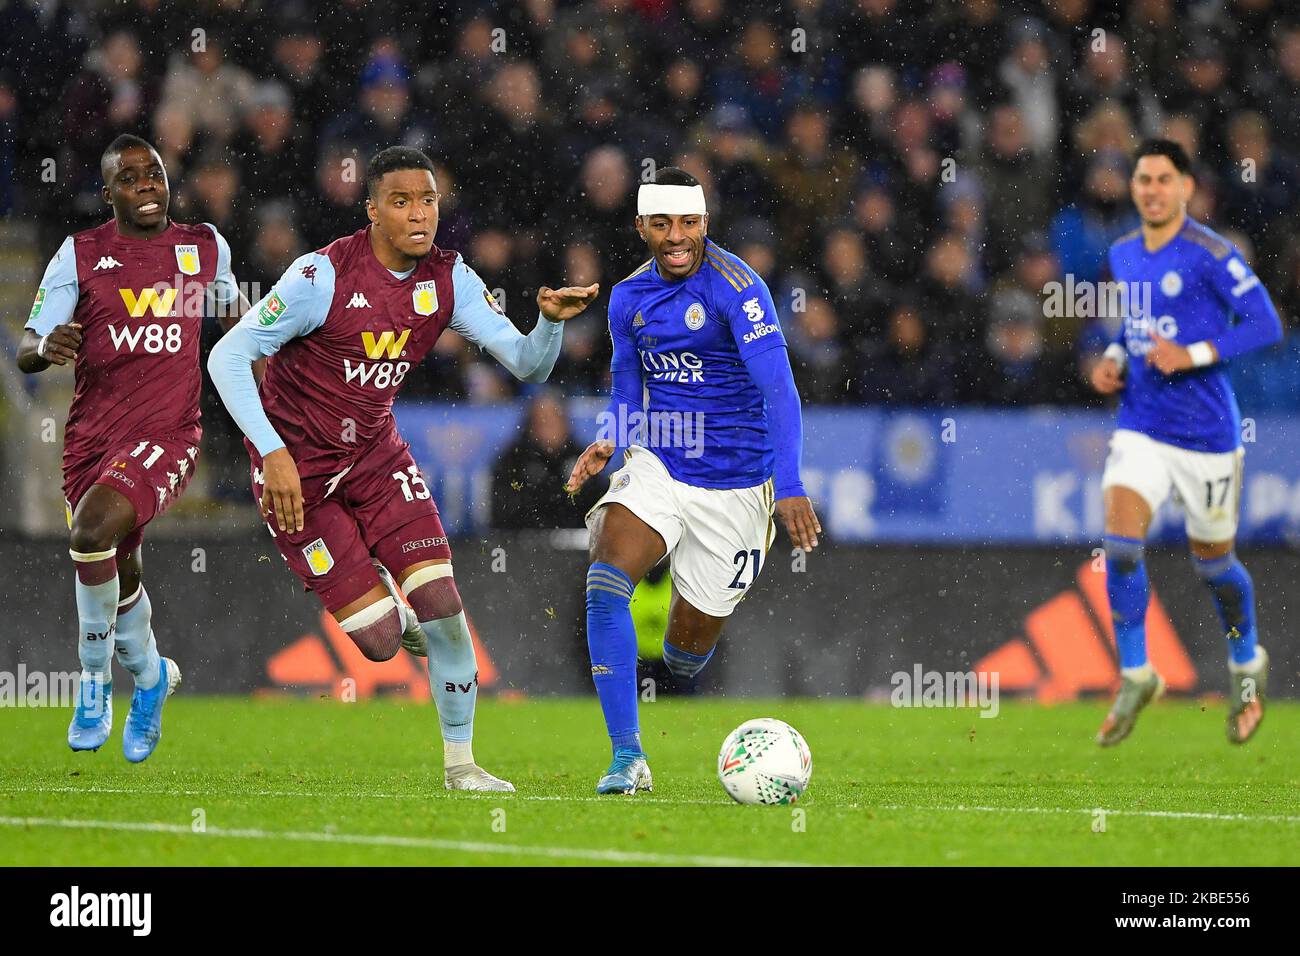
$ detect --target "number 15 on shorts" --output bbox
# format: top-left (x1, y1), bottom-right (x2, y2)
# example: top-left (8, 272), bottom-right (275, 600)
top-left (729, 548), bottom-right (762, 590)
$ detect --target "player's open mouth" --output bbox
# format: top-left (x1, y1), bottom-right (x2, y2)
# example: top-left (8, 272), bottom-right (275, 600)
top-left (408, 231), bottom-right (429, 241)
top-left (137, 201), bottom-right (161, 214)
top-left (663, 247), bottom-right (692, 266)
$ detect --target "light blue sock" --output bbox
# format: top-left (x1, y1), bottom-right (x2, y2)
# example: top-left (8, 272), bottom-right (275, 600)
top-left (1193, 552), bottom-right (1259, 666)
top-left (1104, 534), bottom-right (1149, 670)
top-left (586, 563), bottom-right (641, 754)
top-left (114, 587), bottom-right (161, 690)
top-left (73, 550), bottom-right (119, 682)
top-left (662, 641), bottom-right (713, 681)
top-left (421, 611), bottom-right (478, 742)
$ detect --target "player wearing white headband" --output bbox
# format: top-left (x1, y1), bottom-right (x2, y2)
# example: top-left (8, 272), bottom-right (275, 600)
top-left (566, 167), bottom-right (820, 794)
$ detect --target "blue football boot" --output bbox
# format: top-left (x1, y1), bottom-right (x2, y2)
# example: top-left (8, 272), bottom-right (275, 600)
top-left (122, 657), bottom-right (181, 763)
top-left (67, 676), bottom-right (112, 752)
top-left (596, 748), bottom-right (653, 795)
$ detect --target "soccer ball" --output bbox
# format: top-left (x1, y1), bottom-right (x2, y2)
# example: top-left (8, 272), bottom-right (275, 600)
top-left (717, 718), bottom-right (812, 805)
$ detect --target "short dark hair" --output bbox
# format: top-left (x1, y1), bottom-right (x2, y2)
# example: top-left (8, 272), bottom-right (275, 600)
top-left (1133, 138), bottom-right (1192, 175)
top-left (100, 134), bottom-right (159, 174)
top-left (648, 166), bottom-right (700, 188)
top-left (366, 146), bottom-right (436, 198)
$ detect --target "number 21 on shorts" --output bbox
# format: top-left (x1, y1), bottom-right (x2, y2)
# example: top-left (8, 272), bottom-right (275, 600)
top-left (729, 548), bottom-right (762, 589)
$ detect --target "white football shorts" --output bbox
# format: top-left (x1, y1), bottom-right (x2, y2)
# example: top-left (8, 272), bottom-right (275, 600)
top-left (1101, 428), bottom-right (1244, 543)
top-left (586, 446), bottom-right (776, 617)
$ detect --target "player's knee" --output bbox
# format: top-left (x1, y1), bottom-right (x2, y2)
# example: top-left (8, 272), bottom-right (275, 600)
top-left (403, 564), bottom-right (462, 621)
top-left (69, 513), bottom-right (121, 557)
top-left (337, 597), bottom-right (404, 662)
top-left (1103, 535), bottom-right (1145, 576)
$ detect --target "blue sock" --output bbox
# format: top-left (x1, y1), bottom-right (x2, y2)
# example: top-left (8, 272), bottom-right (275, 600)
top-left (1104, 535), bottom-right (1149, 670)
top-left (662, 641), bottom-right (713, 681)
top-left (421, 611), bottom-right (478, 742)
top-left (113, 587), bottom-right (161, 690)
top-left (586, 563), bottom-right (641, 754)
top-left (1193, 552), bottom-right (1258, 665)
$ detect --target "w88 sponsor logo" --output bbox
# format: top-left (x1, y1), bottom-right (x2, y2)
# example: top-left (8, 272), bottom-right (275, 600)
top-left (343, 359), bottom-right (411, 389)
top-left (107, 323), bottom-right (183, 353)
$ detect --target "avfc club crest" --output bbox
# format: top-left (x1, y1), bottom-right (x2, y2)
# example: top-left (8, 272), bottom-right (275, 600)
top-left (301, 538), bottom-right (335, 576)
top-left (175, 244), bottom-right (200, 276)
top-left (413, 280), bottom-right (438, 316)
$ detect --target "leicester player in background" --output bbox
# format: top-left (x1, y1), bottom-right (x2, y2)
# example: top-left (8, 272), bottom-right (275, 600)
top-left (208, 147), bottom-right (598, 792)
top-left (566, 169), bottom-right (819, 794)
top-left (1091, 139), bottom-right (1282, 747)
top-left (17, 134), bottom-right (243, 760)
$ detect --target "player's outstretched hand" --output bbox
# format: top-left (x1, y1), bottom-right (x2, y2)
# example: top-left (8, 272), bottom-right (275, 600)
top-left (261, 447), bottom-right (305, 534)
top-left (566, 439), bottom-right (615, 493)
top-left (38, 323), bottom-right (83, 366)
top-left (1145, 334), bottom-right (1195, 375)
top-left (776, 496), bottom-right (821, 552)
top-left (537, 284), bottom-right (600, 323)
top-left (1089, 356), bottom-right (1125, 394)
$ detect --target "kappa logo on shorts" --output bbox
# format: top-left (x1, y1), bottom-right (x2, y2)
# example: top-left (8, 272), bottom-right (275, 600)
top-left (611, 473), bottom-right (631, 492)
top-left (302, 538), bottom-right (335, 576)
top-left (401, 536), bottom-right (449, 554)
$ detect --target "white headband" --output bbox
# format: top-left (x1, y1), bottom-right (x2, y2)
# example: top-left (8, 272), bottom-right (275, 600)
top-left (637, 183), bottom-right (707, 217)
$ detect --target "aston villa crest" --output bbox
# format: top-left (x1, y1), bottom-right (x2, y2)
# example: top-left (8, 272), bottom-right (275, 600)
top-left (175, 244), bottom-right (200, 276)
top-left (413, 280), bottom-right (438, 316)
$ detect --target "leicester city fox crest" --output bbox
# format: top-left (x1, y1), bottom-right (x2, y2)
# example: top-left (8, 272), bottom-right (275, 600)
top-left (413, 280), bottom-right (438, 316)
top-left (175, 244), bottom-right (200, 276)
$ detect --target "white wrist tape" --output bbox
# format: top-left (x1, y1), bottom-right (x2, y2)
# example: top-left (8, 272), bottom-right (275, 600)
top-left (1103, 342), bottom-right (1127, 369)
top-left (37, 333), bottom-right (50, 359)
top-left (1187, 341), bottom-right (1216, 367)
top-left (637, 183), bottom-right (707, 217)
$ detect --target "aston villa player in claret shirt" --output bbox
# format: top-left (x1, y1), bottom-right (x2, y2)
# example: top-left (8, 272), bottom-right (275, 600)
top-left (17, 134), bottom-right (243, 762)
top-left (208, 146), bottom-right (598, 791)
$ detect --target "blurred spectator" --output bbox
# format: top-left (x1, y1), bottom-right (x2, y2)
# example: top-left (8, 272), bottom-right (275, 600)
top-left (997, 18), bottom-right (1061, 160)
top-left (787, 298), bottom-right (848, 403)
top-left (978, 104), bottom-right (1054, 274)
top-left (1049, 152), bottom-right (1139, 284)
top-left (154, 34), bottom-right (254, 163)
top-left (860, 302), bottom-right (957, 405)
top-left (769, 104), bottom-right (858, 260)
top-left (490, 391), bottom-right (602, 529)
top-left (231, 81), bottom-right (309, 206)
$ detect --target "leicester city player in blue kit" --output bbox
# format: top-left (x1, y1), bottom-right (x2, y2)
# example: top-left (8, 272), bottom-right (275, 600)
top-left (1092, 140), bottom-right (1282, 747)
top-left (565, 169), bottom-right (820, 794)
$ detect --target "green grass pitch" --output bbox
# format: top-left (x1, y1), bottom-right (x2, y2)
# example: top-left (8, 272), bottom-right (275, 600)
top-left (1, 696), bottom-right (1296, 866)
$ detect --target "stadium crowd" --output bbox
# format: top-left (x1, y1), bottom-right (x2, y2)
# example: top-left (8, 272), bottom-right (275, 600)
top-left (7, 0), bottom-right (1300, 418)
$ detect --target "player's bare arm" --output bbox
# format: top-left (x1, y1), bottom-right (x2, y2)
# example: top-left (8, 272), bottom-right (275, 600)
top-left (16, 323), bottom-right (82, 372)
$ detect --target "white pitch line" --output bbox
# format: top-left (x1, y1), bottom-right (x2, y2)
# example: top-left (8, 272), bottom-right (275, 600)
top-left (875, 803), bottom-right (1300, 824)
top-left (3, 785), bottom-right (1297, 823)
top-left (0, 815), bottom-right (810, 868)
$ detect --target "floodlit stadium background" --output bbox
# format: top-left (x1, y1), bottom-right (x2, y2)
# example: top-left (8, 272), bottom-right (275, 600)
top-left (0, 0), bottom-right (1297, 698)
